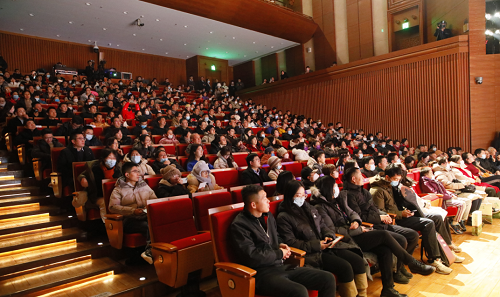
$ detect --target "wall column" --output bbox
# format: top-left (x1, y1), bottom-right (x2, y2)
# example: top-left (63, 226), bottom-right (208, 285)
top-left (302, 0), bottom-right (316, 70)
top-left (372, 0), bottom-right (389, 56)
top-left (334, 0), bottom-right (349, 64)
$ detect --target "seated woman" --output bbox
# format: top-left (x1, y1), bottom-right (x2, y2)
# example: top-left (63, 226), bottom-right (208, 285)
top-left (420, 167), bottom-right (469, 235)
top-left (186, 144), bottom-right (214, 172)
top-left (111, 128), bottom-right (133, 145)
top-left (151, 149), bottom-right (185, 174)
top-left (158, 129), bottom-right (180, 145)
top-left (156, 165), bottom-right (190, 198)
top-left (292, 142), bottom-right (310, 162)
top-left (404, 156), bottom-right (415, 170)
top-left (277, 180), bottom-right (367, 297)
top-left (308, 151), bottom-right (326, 172)
top-left (449, 154), bottom-right (500, 198)
top-left (78, 148), bottom-right (121, 221)
top-left (133, 134), bottom-right (155, 159)
top-left (262, 134), bottom-right (283, 149)
top-left (273, 170), bottom-right (295, 196)
top-left (213, 146), bottom-right (238, 169)
top-left (417, 152), bottom-right (430, 168)
top-left (276, 147), bottom-right (293, 162)
top-left (261, 147), bottom-right (274, 165)
top-left (267, 156), bottom-right (283, 181)
top-left (310, 175), bottom-right (435, 297)
top-left (105, 137), bottom-right (124, 160)
top-left (245, 135), bottom-right (264, 152)
top-left (360, 156), bottom-right (378, 178)
top-left (123, 148), bottom-right (155, 176)
top-left (186, 161), bottom-right (223, 193)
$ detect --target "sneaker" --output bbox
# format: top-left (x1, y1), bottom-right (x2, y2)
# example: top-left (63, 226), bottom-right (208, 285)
top-left (393, 271), bottom-right (409, 284)
top-left (492, 208), bottom-right (500, 214)
top-left (141, 249), bottom-right (153, 265)
top-left (458, 221), bottom-right (467, 231)
top-left (429, 259), bottom-right (452, 275)
top-left (400, 265), bottom-right (413, 279)
top-left (380, 287), bottom-right (408, 297)
top-left (449, 244), bottom-right (462, 253)
top-left (453, 252), bottom-right (465, 263)
top-left (408, 258), bottom-right (435, 275)
top-left (450, 224), bottom-right (463, 234)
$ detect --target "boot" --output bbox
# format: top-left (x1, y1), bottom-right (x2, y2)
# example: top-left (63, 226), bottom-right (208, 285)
top-left (338, 280), bottom-right (357, 297)
top-left (354, 273), bottom-right (368, 297)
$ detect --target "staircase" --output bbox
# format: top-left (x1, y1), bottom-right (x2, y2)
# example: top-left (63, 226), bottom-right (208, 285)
top-left (0, 152), bottom-right (166, 297)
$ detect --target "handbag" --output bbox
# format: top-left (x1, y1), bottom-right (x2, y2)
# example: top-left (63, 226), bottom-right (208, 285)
top-left (461, 184), bottom-right (476, 193)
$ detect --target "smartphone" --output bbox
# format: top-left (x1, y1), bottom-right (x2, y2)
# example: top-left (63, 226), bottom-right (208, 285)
top-left (328, 237), bottom-right (343, 248)
top-left (198, 182), bottom-right (207, 189)
top-left (181, 177), bottom-right (187, 184)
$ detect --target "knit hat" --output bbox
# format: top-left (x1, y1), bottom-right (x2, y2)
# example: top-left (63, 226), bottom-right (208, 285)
top-left (160, 165), bottom-right (181, 181)
top-left (301, 166), bottom-right (317, 180)
top-left (276, 147), bottom-right (288, 158)
top-left (265, 147), bottom-right (274, 154)
top-left (268, 156), bottom-right (281, 169)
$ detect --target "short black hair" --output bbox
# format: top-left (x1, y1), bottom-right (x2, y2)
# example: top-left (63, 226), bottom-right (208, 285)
top-left (83, 126), bottom-right (93, 132)
top-left (387, 153), bottom-right (398, 163)
top-left (343, 167), bottom-right (360, 184)
top-left (474, 148), bottom-right (484, 156)
top-left (41, 128), bottom-right (53, 137)
top-left (384, 163), bottom-right (402, 178)
top-left (246, 153), bottom-right (259, 166)
top-left (242, 184), bottom-right (264, 207)
top-left (121, 162), bottom-right (137, 175)
top-left (375, 155), bottom-right (387, 166)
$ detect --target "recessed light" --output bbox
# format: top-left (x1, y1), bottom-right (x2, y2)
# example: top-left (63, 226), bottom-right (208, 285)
top-left (271, 46), bottom-right (274, 48)
top-left (108, 43), bottom-right (111, 46)
top-left (165, 52), bottom-right (168, 54)
top-left (142, 49), bottom-right (145, 51)
top-left (29, 13), bottom-right (34, 17)
top-left (186, 56), bottom-right (189, 57)
top-left (123, 11), bottom-right (128, 14)
top-left (232, 37), bottom-right (236, 39)
top-left (86, 2), bottom-right (91, 5)
top-left (20, 28), bottom-right (24, 31)
top-left (133, 33), bottom-right (136, 36)
top-left (184, 25), bottom-right (188, 28)
top-left (159, 38), bottom-right (163, 41)
top-left (140, 15), bottom-right (144, 18)
top-left (117, 44), bottom-right (120, 47)
top-left (139, 277), bottom-right (146, 281)
top-left (206, 48), bottom-right (209, 50)
top-left (103, 28), bottom-right (106, 30)
top-left (68, 215), bottom-right (73, 218)
top-left (56, 35), bottom-right (60, 37)
top-left (210, 31), bottom-right (213, 34)
top-left (226, 52), bottom-right (228, 53)
top-left (184, 43), bottom-right (187, 46)
top-left (88, 39), bottom-right (92, 42)
top-left (253, 41), bottom-right (256, 44)
top-left (98, 242), bottom-right (103, 246)
top-left (69, 21), bottom-right (73, 24)
top-left (156, 19), bottom-right (160, 21)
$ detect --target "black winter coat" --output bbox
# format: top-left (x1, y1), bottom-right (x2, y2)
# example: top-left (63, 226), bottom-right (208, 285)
top-left (343, 182), bottom-right (386, 228)
top-left (31, 139), bottom-right (64, 170)
top-left (57, 145), bottom-right (95, 186)
top-left (156, 182), bottom-right (190, 198)
top-left (240, 167), bottom-right (271, 185)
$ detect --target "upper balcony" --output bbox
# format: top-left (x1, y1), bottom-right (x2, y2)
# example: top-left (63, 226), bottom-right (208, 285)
top-left (141, 0), bottom-right (318, 44)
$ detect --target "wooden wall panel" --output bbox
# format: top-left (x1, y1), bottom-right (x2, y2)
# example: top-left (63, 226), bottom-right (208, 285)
top-left (425, 0), bottom-right (468, 44)
top-left (239, 36), bottom-right (470, 151)
top-left (260, 54), bottom-right (278, 82)
top-left (285, 45), bottom-right (305, 77)
top-left (346, 0), bottom-right (373, 62)
top-left (197, 56), bottom-right (230, 84)
top-left (233, 61), bottom-right (255, 88)
top-left (0, 31), bottom-right (186, 86)
top-left (312, 0), bottom-right (337, 70)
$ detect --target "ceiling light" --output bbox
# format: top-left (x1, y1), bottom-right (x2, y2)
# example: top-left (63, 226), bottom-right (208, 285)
top-left (139, 277), bottom-right (146, 281)
top-left (206, 48), bottom-right (209, 50)
top-left (117, 44), bottom-right (119, 47)
top-left (496, 30), bottom-right (500, 34)
top-left (184, 43), bottom-right (187, 45)
top-left (69, 21), bottom-right (73, 24)
top-left (253, 41), bottom-right (256, 44)
top-left (20, 28), bottom-right (24, 31)
top-left (142, 49), bottom-right (145, 50)
top-left (86, 2), bottom-right (91, 5)
top-left (140, 15), bottom-right (144, 18)
top-left (103, 28), bottom-right (106, 30)
top-left (184, 25), bottom-right (188, 28)
top-left (165, 52), bottom-right (168, 54)
top-left (133, 33), bottom-right (136, 36)
top-left (156, 19), bottom-right (160, 21)
top-left (486, 14), bottom-right (492, 20)
top-left (108, 43), bottom-right (111, 46)
top-left (68, 215), bottom-right (73, 218)
top-left (233, 37), bottom-right (236, 39)
top-left (226, 52), bottom-right (228, 53)
top-left (486, 29), bottom-right (494, 35)
top-left (271, 46), bottom-right (274, 48)
top-left (123, 11), bottom-right (128, 14)
top-left (255, 51), bottom-right (259, 53)
top-left (210, 31), bottom-right (213, 34)
top-left (88, 39), bottom-right (92, 42)
top-left (495, 12), bottom-right (500, 18)
top-left (186, 56), bottom-right (189, 57)
top-left (244, 55), bottom-right (247, 57)
top-left (159, 38), bottom-right (163, 41)
top-left (56, 35), bottom-right (60, 37)
top-left (29, 13), bottom-right (34, 16)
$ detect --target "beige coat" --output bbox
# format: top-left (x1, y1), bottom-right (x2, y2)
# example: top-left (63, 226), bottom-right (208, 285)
top-left (109, 177), bottom-right (157, 217)
top-left (449, 162), bottom-right (478, 184)
top-left (123, 155), bottom-right (156, 176)
top-left (268, 168), bottom-right (283, 181)
top-left (213, 155), bottom-right (238, 169)
top-left (186, 173), bottom-right (224, 193)
top-left (432, 164), bottom-right (465, 189)
top-left (292, 148), bottom-right (309, 162)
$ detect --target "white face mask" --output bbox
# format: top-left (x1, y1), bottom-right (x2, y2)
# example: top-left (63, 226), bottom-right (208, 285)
top-left (73, 98), bottom-right (79, 102)
top-left (460, 160), bottom-right (465, 165)
top-left (293, 196), bottom-right (305, 207)
top-left (358, 153), bottom-right (363, 159)
top-left (132, 156), bottom-right (141, 164)
top-left (480, 154), bottom-right (486, 159)
top-left (85, 134), bottom-right (93, 141)
top-left (276, 164), bottom-right (282, 170)
top-left (334, 186), bottom-right (340, 198)
top-left (369, 164), bottom-right (376, 171)
top-left (105, 159), bottom-right (116, 168)
top-left (312, 173), bottom-right (319, 182)
top-left (167, 134), bottom-right (173, 139)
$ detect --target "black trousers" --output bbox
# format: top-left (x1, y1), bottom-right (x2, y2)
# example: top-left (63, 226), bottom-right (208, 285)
top-left (426, 213), bottom-right (452, 245)
top-left (353, 230), bottom-right (414, 288)
top-left (255, 265), bottom-right (336, 297)
top-left (396, 216), bottom-right (440, 259)
top-left (322, 249), bottom-right (365, 283)
top-left (123, 215), bottom-right (150, 243)
top-left (385, 224), bottom-right (419, 270)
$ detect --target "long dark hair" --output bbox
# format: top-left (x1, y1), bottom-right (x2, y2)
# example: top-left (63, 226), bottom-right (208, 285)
top-left (282, 180), bottom-right (305, 215)
top-left (187, 143), bottom-right (208, 163)
top-left (314, 176), bottom-right (336, 202)
top-left (275, 170), bottom-right (295, 195)
top-left (220, 146), bottom-right (234, 168)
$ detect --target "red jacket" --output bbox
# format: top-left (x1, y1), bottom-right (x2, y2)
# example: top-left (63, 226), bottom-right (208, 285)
top-left (420, 176), bottom-right (452, 201)
top-left (122, 102), bottom-right (139, 120)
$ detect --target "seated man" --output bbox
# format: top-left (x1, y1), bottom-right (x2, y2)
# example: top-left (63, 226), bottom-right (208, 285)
top-left (375, 155), bottom-right (388, 173)
top-left (55, 115), bottom-right (84, 139)
top-left (360, 156), bottom-right (378, 178)
top-left (81, 104), bottom-right (98, 119)
top-left (109, 162), bottom-right (157, 264)
top-left (132, 116), bottom-right (151, 137)
top-left (104, 117), bottom-right (129, 139)
top-left (14, 118), bottom-right (41, 148)
top-left (240, 153), bottom-right (271, 185)
top-left (230, 184), bottom-right (336, 297)
top-left (57, 102), bottom-right (74, 118)
top-left (2, 106), bottom-right (28, 135)
top-left (185, 133), bottom-right (208, 156)
top-left (57, 132), bottom-right (95, 188)
top-left (173, 118), bottom-right (191, 135)
top-left (40, 107), bottom-right (62, 126)
top-left (83, 126), bottom-right (102, 146)
top-left (370, 164), bottom-right (454, 274)
top-left (474, 148), bottom-right (500, 175)
top-left (32, 128), bottom-right (64, 171)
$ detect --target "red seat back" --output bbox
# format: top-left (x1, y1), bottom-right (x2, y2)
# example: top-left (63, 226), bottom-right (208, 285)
top-left (282, 162), bottom-right (302, 177)
top-left (212, 168), bottom-right (240, 188)
top-left (192, 191), bottom-right (233, 231)
top-left (145, 175), bottom-right (163, 195)
top-left (148, 198), bottom-right (198, 243)
top-left (177, 143), bottom-right (189, 156)
top-left (163, 144), bottom-right (176, 155)
top-left (33, 136), bottom-right (66, 146)
top-left (230, 186), bottom-right (246, 203)
top-left (102, 179), bottom-right (117, 213)
top-left (269, 200), bottom-right (282, 217)
top-left (263, 181), bottom-right (277, 198)
top-left (206, 154), bottom-right (217, 165)
top-left (72, 162), bottom-right (87, 191)
top-left (50, 147), bottom-right (66, 172)
top-left (209, 207), bottom-right (243, 263)
top-left (232, 152), bottom-right (249, 167)
top-left (89, 146), bottom-right (104, 159)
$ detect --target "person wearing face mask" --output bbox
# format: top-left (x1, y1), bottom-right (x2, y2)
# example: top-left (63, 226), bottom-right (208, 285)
top-left (158, 129), bottom-right (179, 145)
top-left (156, 165), bottom-right (190, 198)
top-left (360, 157), bottom-right (378, 178)
top-left (301, 167), bottom-right (319, 190)
top-left (370, 164), bottom-right (452, 275)
top-left (474, 148), bottom-right (500, 175)
top-left (83, 126), bottom-right (102, 146)
top-left (78, 149), bottom-right (121, 221)
top-left (123, 148), bottom-right (155, 176)
top-left (186, 161), bottom-right (223, 193)
top-left (281, 127), bottom-right (294, 141)
top-left (449, 155), bottom-right (500, 198)
top-left (151, 148), bottom-right (185, 174)
top-left (277, 180), bottom-right (366, 297)
top-left (260, 147), bottom-right (275, 165)
top-left (131, 116), bottom-right (151, 137)
top-left (267, 156), bottom-right (283, 181)
top-left (213, 146), bottom-right (238, 169)
top-left (292, 142), bottom-right (310, 162)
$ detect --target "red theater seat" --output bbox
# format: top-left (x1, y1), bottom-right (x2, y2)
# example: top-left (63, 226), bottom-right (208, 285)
top-left (192, 190), bottom-right (232, 231)
top-left (233, 152), bottom-right (249, 167)
top-left (212, 168), bottom-right (240, 189)
top-left (282, 162), bottom-right (302, 177)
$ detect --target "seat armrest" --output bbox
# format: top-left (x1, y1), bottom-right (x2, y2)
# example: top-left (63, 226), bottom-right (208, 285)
top-left (289, 247), bottom-right (306, 257)
top-left (418, 193), bottom-right (443, 199)
top-left (361, 222), bottom-right (374, 228)
top-left (104, 213), bottom-right (124, 220)
top-left (387, 213), bottom-right (397, 219)
top-left (214, 262), bottom-right (257, 278)
top-left (151, 242), bottom-right (178, 253)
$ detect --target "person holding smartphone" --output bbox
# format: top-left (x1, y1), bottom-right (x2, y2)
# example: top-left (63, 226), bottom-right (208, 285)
top-left (277, 180), bottom-right (366, 297)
